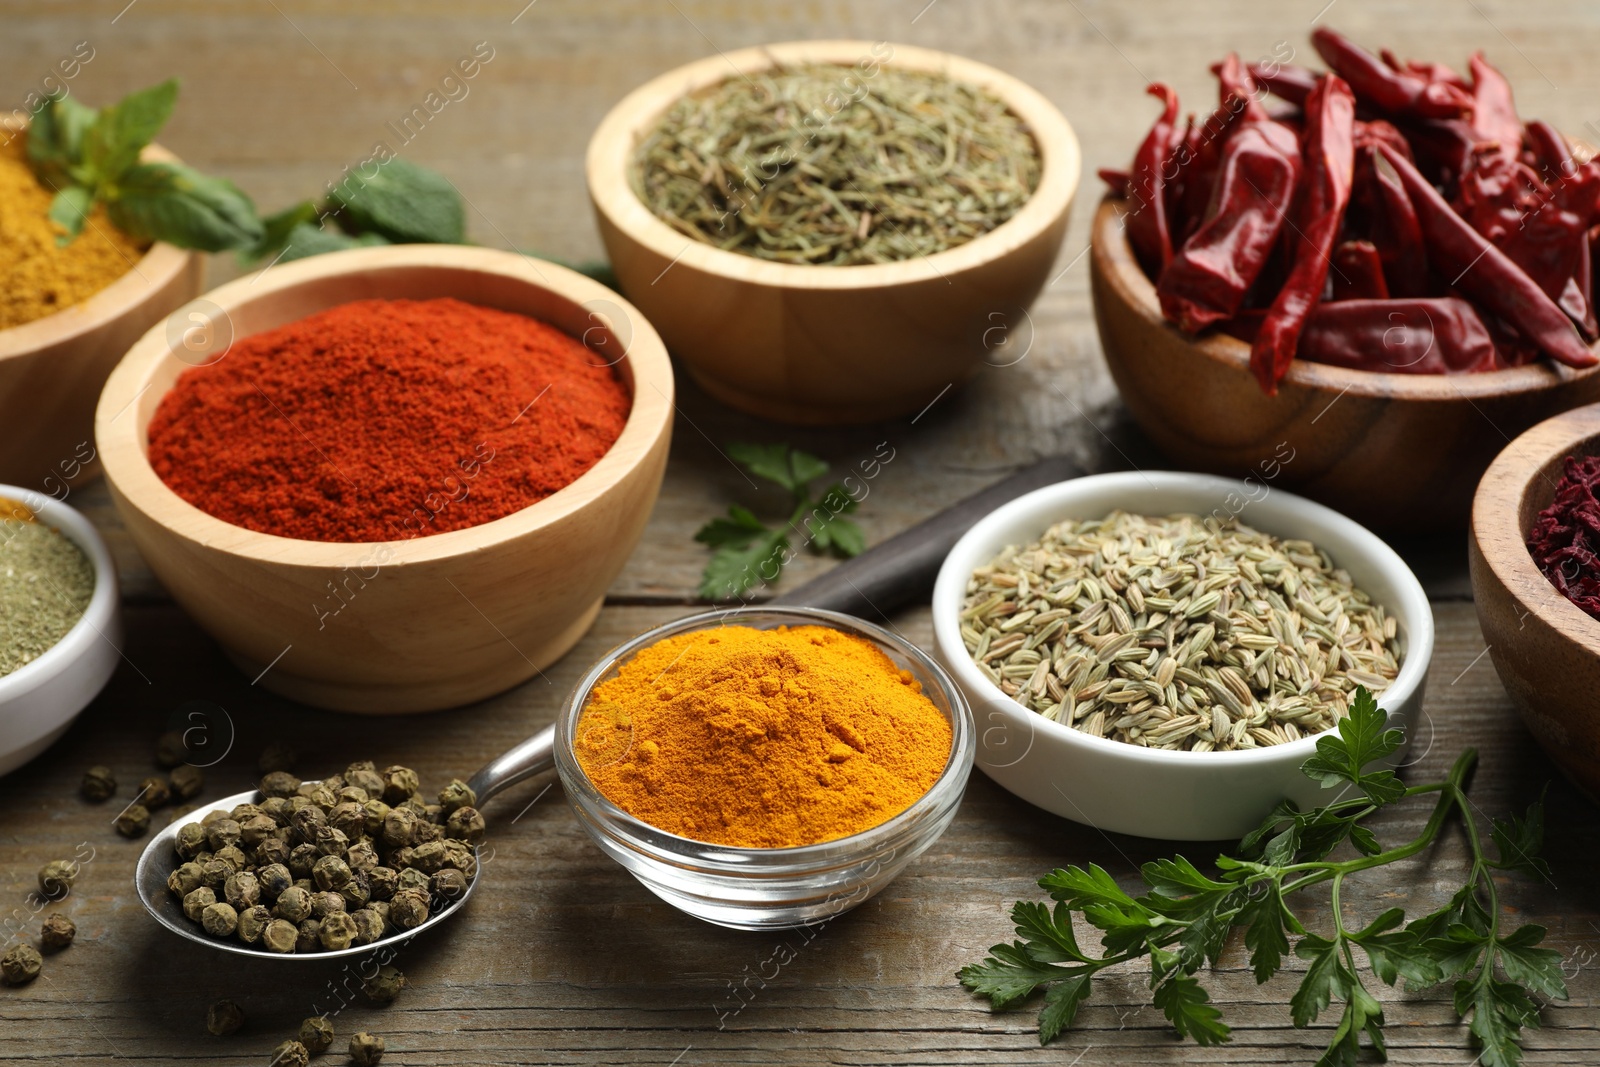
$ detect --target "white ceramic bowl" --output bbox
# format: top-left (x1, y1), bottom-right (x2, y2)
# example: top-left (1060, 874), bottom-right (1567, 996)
top-left (931, 471), bottom-right (1434, 840)
top-left (0, 485), bottom-right (121, 776)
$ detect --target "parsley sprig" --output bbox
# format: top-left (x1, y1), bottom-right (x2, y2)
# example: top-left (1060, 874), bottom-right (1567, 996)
top-left (27, 81), bottom-right (263, 251)
top-left (695, 443), bottom-right (864, 600)
top-left (959, 689), bottom-right (1566, 1066)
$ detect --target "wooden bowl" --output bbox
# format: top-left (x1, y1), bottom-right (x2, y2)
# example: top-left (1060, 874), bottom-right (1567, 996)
top-left (95, 245), bottom-right (674, 713)
top-left (1089, 195), bottom-right (1600, 532)
top-left (1470, 403), bottom-right (1600, 800)
top-left (0, 116), bottom-right (203, 490)
top-left (586, 40), bottom-right (1080, 425)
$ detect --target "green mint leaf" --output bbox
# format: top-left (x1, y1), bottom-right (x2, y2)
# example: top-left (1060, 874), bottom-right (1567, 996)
top-left (726, 442), bottom-right (822, 494)
top-left (83, 78), bottom-right (177, 182)
top-left (1494, 925), bottom-right (1568, 1001)
top-left (1012, 901), bottom-right (1091, 965)
top-left (242, 200), bottom-right (319, 263)
top-left (1142, 856), bottom-right (1230, 898)
top-left (1241, 887), bottom-right (1290, 984)
top-left (698, 529), bottom-right (787, 600)
top-left (27, 91), bottom-right (97, 190)
top-left (106, 161), bottom-right (264, 251)
top-left (272, 221), bottom-right (390, 263)
top-left (47, 186), bottom-right (93, 245)
top-left (1300, 687), bottom-right (1405, 804)
top-left (325, 156), bottom-right (464, 244)
top-left (1489, 793), bottom-right (1553, 884)
top-left (956, 942), bottom-right (1072, 1010)
top-left (1152, 973), bottom-right (1230, 1046)
top-left (694, 504), bottom-right (768, 549)
top-left (1290, 939), bottom-right (1344, 1027)
top-left (1037, 974), bottom-right (1092, 1045)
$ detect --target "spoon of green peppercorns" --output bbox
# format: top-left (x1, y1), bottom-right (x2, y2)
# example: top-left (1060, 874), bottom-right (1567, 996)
top-left (133, 727), bottom-right (554, 959)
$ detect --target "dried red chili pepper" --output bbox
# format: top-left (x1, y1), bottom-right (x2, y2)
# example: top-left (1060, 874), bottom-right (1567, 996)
top-left (1354, 147), bottom-right (1430, 296)
top-left (1296, 297), bottom-right (1499, 373)
top-left (1528, 455), bottom-right (1600, 621)
top-left (1251, 75), bottom-right (1357, 394)
top-left (1394, 116), bottom-right (1478, 192)
top-left (1331, 240), bottom-right (1389, 301)
top-left (1353, 119), bottom-right (1411, 159)
top-left (1377, 143), bottom-right (1597, 368)
top-left (1173, 59), bottom-right (1273, 233)
top-left (1154, 121), bottom-right (1301, 333)
top-left (1213, 53), bottom-right (1270, 123)
top-left (1248, 61), bottom-right (1317, 106)
top-left (1379, 51), bottom-right (1472, 92)
top-left (1525, 120), bottom-right (1575, 181)
top-left (1468, 53), bottom-right (1521, 163)
top-left (1123, 84), bottom-right (1182, 275)
top-left (1312, 28), bottom-right (1473, 120)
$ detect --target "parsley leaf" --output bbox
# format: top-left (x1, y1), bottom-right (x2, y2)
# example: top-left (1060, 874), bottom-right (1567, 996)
top-left (1153, 973), bottom-right (1230, 1045)
top-left (1300, 687), bottom-right (1405, 804)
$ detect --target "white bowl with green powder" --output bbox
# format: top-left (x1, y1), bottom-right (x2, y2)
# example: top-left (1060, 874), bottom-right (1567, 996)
top-left (0, 488), bottom-right (119, 777)
top-left (931, 471), bottom-right (1434, 841)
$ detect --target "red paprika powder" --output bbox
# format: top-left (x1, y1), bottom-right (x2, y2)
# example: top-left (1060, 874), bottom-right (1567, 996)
top-left (147, 297), bottom-right (632, 543)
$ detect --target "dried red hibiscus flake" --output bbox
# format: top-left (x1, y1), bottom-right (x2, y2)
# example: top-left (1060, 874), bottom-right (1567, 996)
top-left (1102, 27), bottom-right (1600, 394)
top-left (1528, 455), bottom-right (1600, 620)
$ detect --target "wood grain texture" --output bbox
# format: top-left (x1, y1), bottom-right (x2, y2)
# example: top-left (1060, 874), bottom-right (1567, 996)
top-left (3, 1), bottom-right (1600, 1063)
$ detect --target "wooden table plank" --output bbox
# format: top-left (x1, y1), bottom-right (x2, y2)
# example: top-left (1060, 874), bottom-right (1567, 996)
top-left (2, 1), bottom-right (1599, 1063)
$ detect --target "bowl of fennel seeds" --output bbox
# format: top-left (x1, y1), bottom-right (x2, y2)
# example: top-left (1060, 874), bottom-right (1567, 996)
top-left (587, 40), bottom-right (1080, 425)
top-left (931, 471), bottom-right (1435, 841)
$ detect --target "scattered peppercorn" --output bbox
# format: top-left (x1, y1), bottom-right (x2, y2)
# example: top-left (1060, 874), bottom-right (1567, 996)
top-left (136, 775), bottom-right (172, 810)
top-left (39, 912), bottom-right (75, 950)
top-left (37, 859), bottom-right (79, 899)
top-left (269, 1039), bottom-right (310, 1067)
top-left (115, 803), bottom-right (151, 838)
top-left (1, 944), bottom-right (42, 985)
top-left (155, 729), bottom-right (188, 769)
top-left (298, 1015), bottom-right (334, 1054)
top-left (169, 763), bottom-right (205, 800)
top-left (206, 998), bottom-right (246, 1036)
top-left (80, 765), bottom-right (117, 802)
top-left (348, 1032), bottom-right (384, 1066)
top-left (361, 964), bottom-right (406, 1005)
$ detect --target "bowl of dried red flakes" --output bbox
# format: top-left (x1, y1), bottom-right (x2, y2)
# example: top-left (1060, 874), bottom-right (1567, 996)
top-left (1470, 402), bottom-right (1600, 801)
top-left (1090, 28), bottom-right (1600, 532)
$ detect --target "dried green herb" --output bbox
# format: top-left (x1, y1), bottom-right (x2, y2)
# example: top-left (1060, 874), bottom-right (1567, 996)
top-left (635, 64), bottom-right (1040, 265)
top-left (696, 443), bottom-right (864, 600)
top-left (0, 513), bottom-right (94, 676)
top-left (959, 689), bottom-right (1566, 1067)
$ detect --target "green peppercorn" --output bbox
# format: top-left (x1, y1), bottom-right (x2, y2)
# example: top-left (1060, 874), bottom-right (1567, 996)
top-left (239, 813), bottom-right (278, 848)
top-left (201, 901), bottom-right (239, 938)
top-left (312, 855), bottom-right (352, 891)
top-left (349, 908), bottom-right (384, 946)
top-left (298, 1015), bottom-right (334, 1055)
top-left (410, 840), bottom-right (447, 873)
top-left (269, 1039), bottom-right (309, 1067)
top-left (336, 785), bottom-right (369, 806)
top-left (155, 729), bottom-right (187, 769)
top-left (380, 765), bottom-right (419, 805)
top-left (294, 919), bottom-right (321, 953)
top-left (436, 778), bottom-right (476, 814)
top-left (137, 775), bottom-right (172, 810)
top-left (257, 862), bottom-right (293, 898)
top-left (346, 839), bottom-right (379, 873)
top-left (260, 771), bottom-right (301, 798)
top-left (174, 822), bottom-right (208, 859)
top-left (115, 803), bottom-right (151, 838)
top-left (213, 845), bottom-right (248, 874)
top-left (288, 843), bottom-right (320, 878)
top-left (273, 885), bottom-right (313, 923)
top-left (312, 825), bottom-right (348, 858)
top-left (37, 858), bottom-right (79, 899)
top-left (40, 912), bottom-right (75, 950)
top-left (253, 836), bottom-right (293, 869)
top-left (446, 806), bottom-right (485, 844)
top-left (348, 1031), bottom-right (384, 1066)
top-left (1, 944), bottom-right (42, 985)
top-left (200, 859), bottom-right (232, 889)
top-left (366, 867), bottom-right (398, 902)
top-left (310, 891), bottom-right (345, 920)
top-left (224, 872), bottom-right (262, 910)
top-left (328, 801), bottom-right (365, 840)
top-left (206, 998), bottom-right (245, 1036)
top-left (262, 918), bottom-right (298, 954)
top-left (168, 763), bottom-right (204, 800)
top-left (169, 861), bottom-right (205, 898)
top-left (361, 965), bottom-right (406, 1005)
top-left (80, 765), bottom-right (117, 802)
top-left (183, 886), bottom-right (217, 922)
top-left (302, 784), bottom-right (338, 812)
top-left (388, 887), bottom-right (429, 930)
top-left (237, 904), bottom-right (272, 944)
top-left (432, 868), bottom-right (469, 901)
top-left (395, 867), bottom-right (430, 893)
top-left (318, 911), bottom-right (358, 951)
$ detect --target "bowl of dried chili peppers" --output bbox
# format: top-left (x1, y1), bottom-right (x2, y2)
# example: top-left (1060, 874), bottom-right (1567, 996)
top-left (95, 244), bottom-right (675, 713)
top-left (1090, 28), bottom-right (1600, 531)
top-left (587, 39), bottom-right (1080, 425)
top-left (1471, 403), bottom-right (1600, 800)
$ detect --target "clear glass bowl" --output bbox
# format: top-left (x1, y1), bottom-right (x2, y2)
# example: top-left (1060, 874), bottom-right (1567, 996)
top-left (553, 606), bottom-right (976, 930)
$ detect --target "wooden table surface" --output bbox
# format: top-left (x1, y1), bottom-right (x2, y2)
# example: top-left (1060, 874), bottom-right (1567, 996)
top-left (3, 2), bottom-right (1599, 1064)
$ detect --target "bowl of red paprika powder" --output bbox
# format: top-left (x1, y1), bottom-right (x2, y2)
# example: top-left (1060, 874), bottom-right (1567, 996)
top-left (95, 244), bottom-right (674, 713)
top-left (1470, 403), bottom-right (1600, 801)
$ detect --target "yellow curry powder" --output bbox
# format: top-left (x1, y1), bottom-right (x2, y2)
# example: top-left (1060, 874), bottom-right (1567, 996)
top-left (575, 625), bottom-right (953, 848)
top-left (0, 132), bottom-right (148, 331)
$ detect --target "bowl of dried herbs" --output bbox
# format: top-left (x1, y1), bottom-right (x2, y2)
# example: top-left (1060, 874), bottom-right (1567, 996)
top-left (587, 39), bottom-right (1080, 425)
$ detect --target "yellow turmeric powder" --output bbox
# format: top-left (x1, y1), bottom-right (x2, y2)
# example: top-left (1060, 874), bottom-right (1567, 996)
top-left (575, 624), bottom-right (953, 848)
top-left (0, 132), bottom-right (148, 331)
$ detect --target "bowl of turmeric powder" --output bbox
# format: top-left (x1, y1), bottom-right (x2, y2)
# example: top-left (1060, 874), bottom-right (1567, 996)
top-left (0, 115), bottom-right (202, 490)
top-left (556, 607), bottom-right (975, 930)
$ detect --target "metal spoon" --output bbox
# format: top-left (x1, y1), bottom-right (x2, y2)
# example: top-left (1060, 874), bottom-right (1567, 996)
top-left (134, 454), bottom-right (1086, 957)
top-left (134, 729), bottom-right (555, 960)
